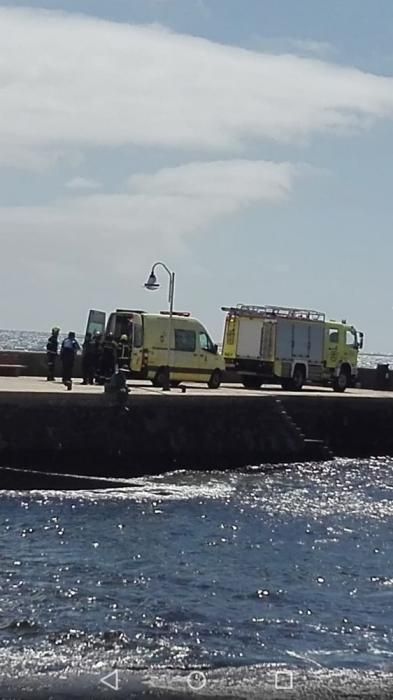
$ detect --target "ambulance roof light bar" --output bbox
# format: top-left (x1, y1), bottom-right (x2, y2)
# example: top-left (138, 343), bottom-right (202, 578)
top-left (115, 309), bottom-right (145, 314)
top-left (160, 310), bottom-right (190, 317)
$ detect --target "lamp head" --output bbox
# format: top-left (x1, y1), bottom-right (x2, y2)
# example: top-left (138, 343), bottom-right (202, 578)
top-left (144, 271), bottom-right (159, 290)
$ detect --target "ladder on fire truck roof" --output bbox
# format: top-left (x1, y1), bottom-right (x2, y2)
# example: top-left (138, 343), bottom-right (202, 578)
top-left (221, 304), bottom-right (325, 322)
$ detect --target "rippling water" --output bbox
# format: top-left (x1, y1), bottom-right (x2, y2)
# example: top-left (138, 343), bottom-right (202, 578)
top-left (1, 331), bottom-right (393, 697)
top-left (0, 329), bottom-right (84, 352)
top-left (1, 460), bottom-right (393, 698)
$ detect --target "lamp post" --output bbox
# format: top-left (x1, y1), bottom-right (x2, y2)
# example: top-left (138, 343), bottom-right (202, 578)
top-left (144, 261), bottom-right (175, 391)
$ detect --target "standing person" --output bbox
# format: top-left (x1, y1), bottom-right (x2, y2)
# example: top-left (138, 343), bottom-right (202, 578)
top-left (99, 332), bottom-right (117, 382)
top-left (92, 331), bottom-right (103, 384)
top-left (117, 334), bottom-right (130, 370)
top-left (46, 326), bottom-right (60, 381)
top-left (60, 331), bottom-right (80, 390)
top-left (81, 332), bottom-right (96, 385)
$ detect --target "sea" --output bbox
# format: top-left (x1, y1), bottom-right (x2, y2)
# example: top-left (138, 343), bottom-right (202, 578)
top-left (0, 331), bottom-right (393, 699)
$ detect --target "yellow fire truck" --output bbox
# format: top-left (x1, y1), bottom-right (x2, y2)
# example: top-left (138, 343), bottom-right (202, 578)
top-left (222, 304), bottom-right (364, 392)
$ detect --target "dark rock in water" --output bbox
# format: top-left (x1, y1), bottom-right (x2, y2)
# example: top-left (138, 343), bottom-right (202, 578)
top-left (0, 618), bottom-right (40, 634)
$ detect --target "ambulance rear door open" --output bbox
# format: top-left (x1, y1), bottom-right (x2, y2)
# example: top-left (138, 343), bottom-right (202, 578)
top-left (85, 310), bottom-right (106, 339)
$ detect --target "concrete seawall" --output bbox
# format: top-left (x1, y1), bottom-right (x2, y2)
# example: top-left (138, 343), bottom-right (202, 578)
top-left (0, 378), bottom-right (393, 488)
top-left (0, 392), bottom-right (324, 477)
top-left (284, 395), bottom-right (393, 458)
top-left (0, 350), bottom-right (82, 377)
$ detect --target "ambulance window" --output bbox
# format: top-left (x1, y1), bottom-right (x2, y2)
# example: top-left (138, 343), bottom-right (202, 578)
top-left (106, 314), bottom-right (117, 335)
top-left (116, 317), bottom-right (131, 339)
top-left (133, 324), bottom-right (143, 348)
top-left (175, 329), bottom-right (196, 352)
top-left (199, 331), bottom-right (214, 352)
top-left (329, 329), bottom-right (338, 344)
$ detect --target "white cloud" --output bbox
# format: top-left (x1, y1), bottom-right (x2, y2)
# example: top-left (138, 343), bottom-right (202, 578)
top-left (128, 159), bottom-right (297, 201)
top-left (0, 7), bottom-right (393, 168)
top-left (0, 159), bottom-right (299, 273)
top-left (0, 145), bottom-right (83, 173)
top-left (249, 36), bottom-right (335, 59)
top-left (288, 39), bottom-right (335, 57)
top-left (66, 176), bottom-right (101, 191)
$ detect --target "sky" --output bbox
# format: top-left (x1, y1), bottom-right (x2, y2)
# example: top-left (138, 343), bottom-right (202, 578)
top-left (0, 1), bottom-right (393, 350)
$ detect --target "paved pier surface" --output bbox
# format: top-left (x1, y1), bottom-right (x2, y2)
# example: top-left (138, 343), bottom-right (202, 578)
top-left (0, 375), bottom-right (391, 399)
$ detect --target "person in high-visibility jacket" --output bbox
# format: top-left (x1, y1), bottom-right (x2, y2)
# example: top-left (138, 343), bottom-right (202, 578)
top-left (117, 334), bottom-right (130, 369)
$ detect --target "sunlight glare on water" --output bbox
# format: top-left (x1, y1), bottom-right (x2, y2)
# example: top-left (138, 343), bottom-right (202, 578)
top-left (1, 458), bottom-right (393, 697)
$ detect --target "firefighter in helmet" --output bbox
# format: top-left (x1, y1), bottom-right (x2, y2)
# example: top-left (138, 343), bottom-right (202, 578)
top-left (117, 334), bottom-right (130, 370)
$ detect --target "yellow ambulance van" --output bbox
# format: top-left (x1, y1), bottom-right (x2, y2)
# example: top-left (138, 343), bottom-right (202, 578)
top-left (86, 309), bottom-right (225, 388)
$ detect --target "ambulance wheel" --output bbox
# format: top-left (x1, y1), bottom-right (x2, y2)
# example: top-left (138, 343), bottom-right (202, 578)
top-left (333, 369), bottom-right (348, 392)
top-left (208, 369), bottom-right (222, 389)
top-left (153, 367), bottom-right (169, 388)
top-left (242, 376), bottom-right (262, 389)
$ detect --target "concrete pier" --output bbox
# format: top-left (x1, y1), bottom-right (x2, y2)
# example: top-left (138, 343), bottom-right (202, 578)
top-left (0, 376), bottom-right (393, 488)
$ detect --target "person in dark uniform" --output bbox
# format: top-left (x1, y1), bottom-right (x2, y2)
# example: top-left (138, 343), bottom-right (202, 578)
top-left (92, 331), bottom-right (103, 384)
top-left (117, 334), bottom-right (130, 370)
top-left (99, 332), bottom-right (117, 382)
top-left (60, 331), bottom-right (80, 390)
top-left (46, 326), bottom-right (60, 381)
top-left (81, 332), bottom-right (96, 385)
top-left (104, 367), bottom-right (130, 410)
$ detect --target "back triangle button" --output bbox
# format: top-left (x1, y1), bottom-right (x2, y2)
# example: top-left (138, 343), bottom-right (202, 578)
top-left (100, 669), bottom-right (119, 691)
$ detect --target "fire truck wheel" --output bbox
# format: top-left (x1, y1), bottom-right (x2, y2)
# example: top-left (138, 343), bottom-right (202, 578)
top-left (208, 369), bottom-right (222, 389)
top-left (290, 365), bottom-right (305, 391)
top-left (281, 379), bottom-right (292, 390)
top-left (242, 376), bottom-right (262, 389)
top-left (333, 369), bottom-right (349, 392)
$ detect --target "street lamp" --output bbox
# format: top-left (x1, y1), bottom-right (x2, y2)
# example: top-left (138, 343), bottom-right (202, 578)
top-left (144, 261), bottom-right (175, 391)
